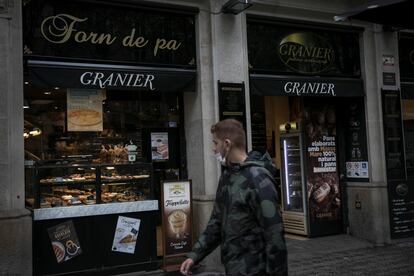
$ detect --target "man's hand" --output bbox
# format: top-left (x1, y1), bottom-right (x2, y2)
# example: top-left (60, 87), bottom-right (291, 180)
top-left (180, 258), bottom-right (194, 275)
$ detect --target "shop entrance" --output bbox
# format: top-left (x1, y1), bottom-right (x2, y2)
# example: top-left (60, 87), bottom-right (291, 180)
top-left (251, 95), bottom-right (367, 237)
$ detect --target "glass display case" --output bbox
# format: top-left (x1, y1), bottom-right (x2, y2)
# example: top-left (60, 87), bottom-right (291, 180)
top-left (26, 162), bottom-right (153, 209)
top-left (281, 134), bottom-right (304, 212)
top-left (280, 132), bottom-right (308, 236)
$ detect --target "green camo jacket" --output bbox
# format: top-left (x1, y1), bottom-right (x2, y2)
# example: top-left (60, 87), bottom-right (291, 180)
top-left (187, 151), bottom-right (288, 276)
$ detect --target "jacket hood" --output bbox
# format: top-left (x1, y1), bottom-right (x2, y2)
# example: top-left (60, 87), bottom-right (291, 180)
top-left (240, 150), bottom-right (277, 176)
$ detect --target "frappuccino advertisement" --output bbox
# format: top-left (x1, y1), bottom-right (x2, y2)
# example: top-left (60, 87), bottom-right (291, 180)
top-left (162, 181), bottom-right (192, 256)
top-left (303, 104), bottom-right (341, 226)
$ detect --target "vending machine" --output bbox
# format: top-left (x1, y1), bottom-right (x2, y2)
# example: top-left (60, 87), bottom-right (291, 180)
top-left (280, 119), bottom-right (342, 237)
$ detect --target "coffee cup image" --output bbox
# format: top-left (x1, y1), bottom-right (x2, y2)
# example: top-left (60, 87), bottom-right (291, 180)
top-left (168, 210), bottom-right (187, 238)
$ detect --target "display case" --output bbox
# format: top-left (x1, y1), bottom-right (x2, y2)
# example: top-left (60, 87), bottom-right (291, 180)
top-left (28, 162), bottom-right (159, 276)
top-left (281, 135), bottom-right (304, 212)
top-left (26, 162), bottom-right (153, 209)
top-left (280, 132), bottom-right (308, 235)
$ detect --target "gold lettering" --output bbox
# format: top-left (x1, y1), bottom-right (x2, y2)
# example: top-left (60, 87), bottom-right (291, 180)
top-left (122, 28), bottom-right (148, 48)
top-left (167, 40), bottom-right (181, 50)
top-left (91, 33), bottom-right (116, 45)
top-left (154, 38), bottom-right (166, 56)
top-left (279, 44), bottom-right (288, 55)
top-left (41, 14), bottom-right (87, 44)
top-left (288, 45), bottom-right (297, 58)
top-left (154, 39), bottom-right (181, 56)
top-left (74, 31), bottom-right (89, 43)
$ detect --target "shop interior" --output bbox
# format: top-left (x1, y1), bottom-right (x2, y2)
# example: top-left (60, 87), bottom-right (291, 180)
top-left (251, 95), bottom-right (367, 236)
top-left (24, 83), bottom-right (186, 257)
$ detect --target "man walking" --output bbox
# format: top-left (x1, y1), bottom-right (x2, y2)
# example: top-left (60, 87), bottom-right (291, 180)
top-left (180, 119), bottom-right (287, 275)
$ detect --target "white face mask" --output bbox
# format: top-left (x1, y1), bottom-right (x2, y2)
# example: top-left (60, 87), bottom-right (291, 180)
top-left (215, 152), bottom-right (226, 166)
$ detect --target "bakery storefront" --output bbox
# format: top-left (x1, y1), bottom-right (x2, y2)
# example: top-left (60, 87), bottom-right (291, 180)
top-left (23, 0), bottom-right (196, 275)
top-left (247, 17), bottom-right (368, 237)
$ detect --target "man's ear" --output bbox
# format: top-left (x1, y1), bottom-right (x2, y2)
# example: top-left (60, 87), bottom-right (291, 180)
top-left (224, 139), bottom-right (231, 147)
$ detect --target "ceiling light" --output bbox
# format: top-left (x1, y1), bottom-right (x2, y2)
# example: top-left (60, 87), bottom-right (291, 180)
top-left (44, 91), bottom-right (52, 95)
top-left (367, 5), bottom-right (379, 9)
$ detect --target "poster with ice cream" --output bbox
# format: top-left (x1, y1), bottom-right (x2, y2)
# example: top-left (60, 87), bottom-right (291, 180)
top-left (151, 132), bottom-right (169, 161)
top-left (162, 180), bottom-right (193, 256)
top-left (111, 216), bottom-right (141, 254)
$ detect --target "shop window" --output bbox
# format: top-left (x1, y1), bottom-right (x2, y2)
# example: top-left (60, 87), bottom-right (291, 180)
top-left (402, 99), bottom-right (414, 178)
top-left (24, 86), bottom-right (182, 164)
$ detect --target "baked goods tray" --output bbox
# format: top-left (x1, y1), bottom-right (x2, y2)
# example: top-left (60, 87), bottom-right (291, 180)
top-left (39, 180), bottom-right (97, 186)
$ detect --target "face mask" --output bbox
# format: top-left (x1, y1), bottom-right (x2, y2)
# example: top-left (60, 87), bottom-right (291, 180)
top-left (215, 152), bottom-right (226, 166)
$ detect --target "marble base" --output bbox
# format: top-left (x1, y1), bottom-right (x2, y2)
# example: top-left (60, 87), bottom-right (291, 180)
top-left (34, 200), bottom-right (159, 220)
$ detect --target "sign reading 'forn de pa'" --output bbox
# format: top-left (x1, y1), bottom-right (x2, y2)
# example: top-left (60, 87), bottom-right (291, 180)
top-left (23, 0), bottom-right (196, 67)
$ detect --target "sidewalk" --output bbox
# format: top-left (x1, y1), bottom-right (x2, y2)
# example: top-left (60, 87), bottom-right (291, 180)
top-left (119, 234), bottom-right (414, 276)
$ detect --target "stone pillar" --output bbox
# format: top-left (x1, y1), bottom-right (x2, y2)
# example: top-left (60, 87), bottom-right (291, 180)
top-left (184, 0), bottom-right (250, 269)
top-left (0, 0), bottom-right (32, 274)
top-left (346, 24), bottom-right (395, 245)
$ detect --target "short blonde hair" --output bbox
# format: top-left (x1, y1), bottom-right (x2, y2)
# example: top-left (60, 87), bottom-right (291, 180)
top-left (211, 119), bottom-right (246, 150)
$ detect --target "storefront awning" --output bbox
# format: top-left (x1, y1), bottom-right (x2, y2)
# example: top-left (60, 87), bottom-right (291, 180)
top-left (26, 60), bottom-right (196, 93)
top-left (334, 0), bottom-right (414, 30)
top-left (250, 74), bottom-right (364, 97)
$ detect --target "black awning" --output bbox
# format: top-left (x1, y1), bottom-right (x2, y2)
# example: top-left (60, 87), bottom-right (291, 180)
top-left (334, 0), bottom-right (414, 30)
top-left (250, 74), bottom-right (364, 97)
top-left (26, 60), bottom-right (196, 93)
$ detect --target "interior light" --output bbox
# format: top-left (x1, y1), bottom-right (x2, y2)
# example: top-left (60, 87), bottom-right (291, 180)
top-left (24, 81), bottom-right (29, 85)
top-left (23, 99), bottom-right (29, 109)
top-left (44, 91), bottom-right (52, 95)
top-left (367, 4), bottom-right (378, 9)
top-left (106, 166), bottom-right (115, 170)
top-left (29, 128), bottom-right (42, 136)
top-left (54, 87), bottom-right (60, 90)
top-left (283, 139), bottom-right (290, 205)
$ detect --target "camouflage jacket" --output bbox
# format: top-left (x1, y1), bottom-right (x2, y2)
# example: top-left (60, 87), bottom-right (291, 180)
top-left (188, 151), bottom-right (288, 275)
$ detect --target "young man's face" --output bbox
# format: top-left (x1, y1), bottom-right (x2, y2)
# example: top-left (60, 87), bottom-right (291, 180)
top-left (212, 133), bottom-right (228, 155)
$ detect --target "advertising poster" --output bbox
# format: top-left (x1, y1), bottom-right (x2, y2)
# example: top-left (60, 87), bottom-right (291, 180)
top-left (112, 216), bottom-right (141, 254)
top-left (344, 99), bottom-right (369, 180)
top-left (67, 89), bottom-right (104, 131)
top-left (162, 181), bottom-right (192, 256)
top-left (47, 220), bottom-right (82, 263)
top-left (303, 103), bottom-right (341, 233)
top-left (151, 132), bottom-right (169, 161)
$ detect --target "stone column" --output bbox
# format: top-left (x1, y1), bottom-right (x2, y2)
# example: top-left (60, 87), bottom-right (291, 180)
top-left (346, 24), bottom-right (395, 245)
top-left (0, 0), bottom-right (32, 274)
top-left (184, 0), bottom-right (250, 269)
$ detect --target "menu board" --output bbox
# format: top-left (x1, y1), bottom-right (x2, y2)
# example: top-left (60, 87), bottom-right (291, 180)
top-left (112, 216), bottom-right (141, 254)
top-left (47, 220), bottom-right (82, 263)
top-left (382, 90), bottom-right (414, 239)
top-left (382, 90), bottom-right (406, 180)
top-left (67, 89), bottom-right (104, 131)
top-left (250, 96), bottom-right (267, 153)
top-left (303, 102), bottom-right (342, 235)
top-left (162, 180), bottom-right (192, 257)
top-left (218, 82), bottom-right (246, 129)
